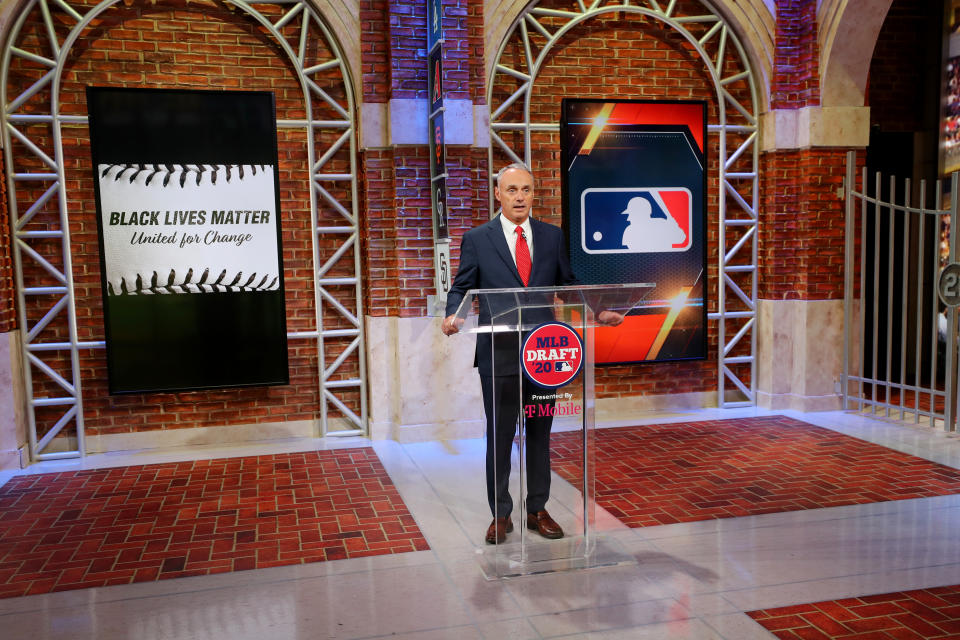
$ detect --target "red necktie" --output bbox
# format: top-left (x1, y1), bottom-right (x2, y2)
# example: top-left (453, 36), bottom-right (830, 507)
top-left (515, 226), bottom-right (531, 286)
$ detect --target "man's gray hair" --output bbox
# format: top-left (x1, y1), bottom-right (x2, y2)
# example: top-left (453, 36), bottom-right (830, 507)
top-left (495, 162), bottom-right (534, 187)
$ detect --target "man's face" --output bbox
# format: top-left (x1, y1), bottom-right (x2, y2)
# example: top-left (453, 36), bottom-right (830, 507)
top-left (495, 168), bottom-right (534, 225)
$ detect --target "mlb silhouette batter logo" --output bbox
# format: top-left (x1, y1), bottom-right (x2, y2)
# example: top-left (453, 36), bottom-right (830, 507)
top-left (580, 187), bottom-right (692, 254)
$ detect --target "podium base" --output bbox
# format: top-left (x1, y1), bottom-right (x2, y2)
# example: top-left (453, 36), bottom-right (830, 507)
top-left (478, 534), bottom-right (635, 579)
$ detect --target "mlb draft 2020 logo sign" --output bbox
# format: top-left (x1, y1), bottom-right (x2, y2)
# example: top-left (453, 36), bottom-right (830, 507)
top-left (522, 322), bottom-right (585, 388)
top-left (580, 187), bottom-right (692, 254)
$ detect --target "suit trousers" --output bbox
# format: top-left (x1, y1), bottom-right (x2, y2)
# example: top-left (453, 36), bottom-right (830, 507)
top-left (480, 374), bottom-right (555, 518)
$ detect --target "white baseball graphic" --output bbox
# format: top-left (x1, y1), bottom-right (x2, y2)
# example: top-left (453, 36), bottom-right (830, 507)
top-left (97, 163), bottom-right (280, 294)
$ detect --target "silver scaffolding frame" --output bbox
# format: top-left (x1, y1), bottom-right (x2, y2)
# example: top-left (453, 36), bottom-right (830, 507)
top-left (2, 0), bottom-right (367, 461)
top-left (842, 150), bottom-right (960, 431)
top-left (487, 0), bottom-right (760, 406)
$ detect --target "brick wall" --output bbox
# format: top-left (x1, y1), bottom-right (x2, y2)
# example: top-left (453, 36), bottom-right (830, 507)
top-left (5, 0), bottom-right (357, 437)
top-left (387, 0), bottom-right (428, 99)
top-left (361, 145), bottom-right (487, 318)
top-left (360, 0), bottom-right (390, 102)
top-left (759, 1), bottom-right (860, 302)
top-left (759, 149), bottom-right (848, 300)
top-left (1, 0), bottom-right (863, 439)
top-left (770, 0), bottom-right (819, 109)
top-left (359, 0), bottom-right (487, 319)
top-left (466, 0), bottom-right (485, 104)
top-left (362, 0), bottom-right (475, 102)
top-left (355, 0), bottom-right (755, 397)
top-left (486, 4), bottom-right (756, 397)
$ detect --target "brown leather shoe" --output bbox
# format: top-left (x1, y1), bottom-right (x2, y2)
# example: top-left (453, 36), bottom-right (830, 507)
top-left (527, 510), bottom-right (564, 539)
top-left (485, 517), bottom-right (514, 544)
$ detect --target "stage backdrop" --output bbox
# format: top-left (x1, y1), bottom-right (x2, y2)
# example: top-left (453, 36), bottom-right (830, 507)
top-left (561, 99), bottom-right (707, 364)
top-left (87, 87), bottom-right (288, 394)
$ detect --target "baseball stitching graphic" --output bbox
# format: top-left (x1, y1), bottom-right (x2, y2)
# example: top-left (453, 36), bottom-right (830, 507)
top-left (97, 163), bottom-right (281, 296)
top-left (106, 268), bottom-right (280, 295)
top-left (100, 163), bottom-right (268, 188)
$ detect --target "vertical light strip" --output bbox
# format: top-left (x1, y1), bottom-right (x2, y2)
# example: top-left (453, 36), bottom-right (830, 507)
top-left (578, 102), bottom-right (615, 156)
top-left (645, 287), bottom-right (692, 360)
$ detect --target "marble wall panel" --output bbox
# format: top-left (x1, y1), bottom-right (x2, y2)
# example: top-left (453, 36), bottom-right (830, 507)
top-left (0, 331), bottom-right (24, 469)
top-left (757, 299), bottom-right (844, 411)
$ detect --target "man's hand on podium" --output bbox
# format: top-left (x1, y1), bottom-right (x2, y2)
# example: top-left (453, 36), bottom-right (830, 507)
top-left (596, 310), bottom-right (625, 327)
top-left (442, 314), bottom-right (464, 335)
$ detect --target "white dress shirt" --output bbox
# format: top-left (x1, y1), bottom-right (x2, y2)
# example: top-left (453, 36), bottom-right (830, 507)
top-left (499, 213), bottom-right (533, 268)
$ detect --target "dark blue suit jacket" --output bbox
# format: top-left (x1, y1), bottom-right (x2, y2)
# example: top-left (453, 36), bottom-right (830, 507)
top-left (445, 215), bottom-right (578, 376)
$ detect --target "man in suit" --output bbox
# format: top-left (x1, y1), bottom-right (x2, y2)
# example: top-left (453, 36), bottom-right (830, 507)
top-left (441, 163), bottom-right (620, 545)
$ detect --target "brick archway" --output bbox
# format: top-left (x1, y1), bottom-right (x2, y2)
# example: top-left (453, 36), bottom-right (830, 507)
top-left (483, 0), bottom-right (775, 112)
top-left (1, 0), bottom-right (365, 460)
top-left (487, 0), bottom-right (762, 407)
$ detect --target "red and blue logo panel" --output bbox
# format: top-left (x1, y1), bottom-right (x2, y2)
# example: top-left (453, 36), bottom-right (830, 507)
top-left (561, 99), bottom-right (707, 364)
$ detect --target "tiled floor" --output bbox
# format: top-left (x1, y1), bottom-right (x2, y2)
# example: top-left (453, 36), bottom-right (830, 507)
top-left (0, 448), bottom-right (427, 598)
top-left (1, 408), bottom-right (960, 639)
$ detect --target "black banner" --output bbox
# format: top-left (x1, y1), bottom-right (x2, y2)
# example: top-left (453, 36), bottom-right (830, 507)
top-left (87, 87), bottom-right (288, 394)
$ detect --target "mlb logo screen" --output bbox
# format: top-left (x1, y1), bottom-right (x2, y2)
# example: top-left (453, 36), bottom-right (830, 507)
top-left (580, 188), bottom-right (692, 254)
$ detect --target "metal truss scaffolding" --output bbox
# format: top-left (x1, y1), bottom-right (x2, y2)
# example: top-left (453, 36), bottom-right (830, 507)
top-left (2, 0), bottom-right (366, 460)
top-left (488, 0), bottom-right (760, 406)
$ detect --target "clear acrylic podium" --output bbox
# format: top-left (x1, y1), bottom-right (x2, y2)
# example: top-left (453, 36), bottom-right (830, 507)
top-left (454, 283), bottom-right (653, 578)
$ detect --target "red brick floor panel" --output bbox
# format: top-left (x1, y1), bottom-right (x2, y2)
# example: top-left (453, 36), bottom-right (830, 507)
top-left (748, 585), bottom-right (960, 639)
top-left (550, 416), bottom-right (960, 527)
top-left (0, 448), bottom-right (428, 598)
